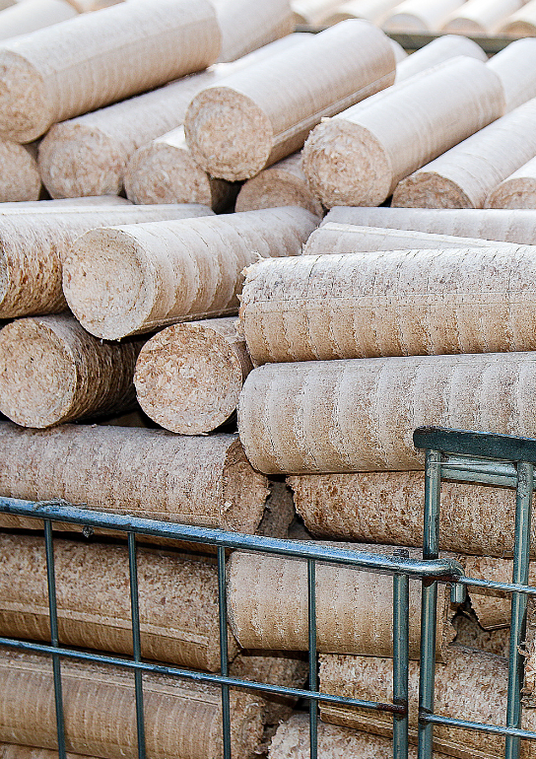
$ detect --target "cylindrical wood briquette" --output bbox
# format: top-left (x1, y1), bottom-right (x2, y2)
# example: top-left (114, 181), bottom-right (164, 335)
top-left (442, 0), bottom-right (525, 36)
top-left (323, 0), bottom-right (403, 25)
top-left (0, 140), bottom-right (41, 202)
top-left (215, 0), bottom-right (294, 63)
top-left (0, 0), bottom-right (78, 43)
top-left (382, 0), bottom-right (466, 31)
top-left (499, 0), bottom-right (536, 36)
top-left (486, 155), bottom-right (536, 208)
top-left (395, 34), bottom-right (487, 82)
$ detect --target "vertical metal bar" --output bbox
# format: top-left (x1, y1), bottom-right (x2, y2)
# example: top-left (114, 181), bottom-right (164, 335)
top-left (505, 462), bottom-right (533, 759)
top-left (44, 519), bottom-right (67, 759)
top-left (218, 546), bottom-right (232, 759)
top-left (128, 531), bottom-right (146, 759)
top-left (393, 557), bottom-right (410, 759)
top-left (308, 558), bottom-right (318, 759)
top-left (418, 449), bottom-right (442, 759)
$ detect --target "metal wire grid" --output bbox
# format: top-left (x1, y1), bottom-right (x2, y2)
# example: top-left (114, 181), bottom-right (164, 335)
top-left (0, 496), bottom-right (463, 759)
top-left (414, 427), bottom-right (536, 759)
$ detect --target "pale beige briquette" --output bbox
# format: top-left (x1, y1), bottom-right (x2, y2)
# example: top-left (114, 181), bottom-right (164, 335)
top-left (235, 151), bottom-right (323, 215)
top-left (66, 0), bottom-right (121, 10)
top-left (483, 39), bottom-right (536, 112)
top-left (382, 0), bottom-right (467, 31)
top-left (287, 470), bottom-right (535, 558)
top-left (134, 317), bottom-right (252, 435)
top-left (302, 56), bottom-right (504, 208)
top-left (291, 0), bottom-right (343, 24)
top-left (227, 547), bottom-right (456, 660)
top-left (215, 0), bottom-right (293, 63)
top-left (0, 0), bottom-right (221, 143)
top-left (0, 196), bottom-right (131, 210)
top-left (0, 0), bottom-right (78, 43)
top-left (240, 244), bottom-right (536, 364)
top-left (238, 352), bottom-right (536, 474)
top-left (500, 0), bottom-right (536, 35)
top-left (184, 20), bottom-right (396, 181)
top-left (63, 207), bottom-right (318, 340)
top-left (324, 0), bottom-right (403, 25)
top-left (395, 34), bottom-right (487, 82)
top-left (442, 0), bottom-right (525, 36)
top-left (390, 39), bottom-right (409, 63)
top-left (0, 140), bottom-right (41, 202)
top-left (0, 0), bottom-right (16, 11)
top-left (322, 206), bottom-right (536, 244)
top-left (269, 714), bottom-right (451, 759)
top-left (0, 533), bottom-right (239, 671)
top-left (486, 155), bottom-right (536, 208)
top-left (0, 203), bottom-right (212, 319)
top-left (0, 648), bottom-right (265, 759)
top-left (0, 314), bottom-right (144, 428)
top-left (0, 422), bottom-right (270, 533)
top-left (319, 647), bottom-right (536, 759)
top-left (394, 98), bottom-right (536, 209)
top-left (124, 35), bottom-right (307, 208)
top-left (0, 746), bottom-right (93, 759)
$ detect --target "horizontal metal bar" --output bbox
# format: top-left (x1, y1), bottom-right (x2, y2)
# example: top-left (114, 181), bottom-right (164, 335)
top-left (423, 713), bottom-right (536, 741)
top-left (414, 427), bottom-right (536, 464)
top-left (0, 637), bottom-right (404, 715)
top-left (457, 576), bottom-right (536, 596)
top-left (441, 469), bottom-right (518, 489)
top-left (0, 497), bottom-right (463, 581)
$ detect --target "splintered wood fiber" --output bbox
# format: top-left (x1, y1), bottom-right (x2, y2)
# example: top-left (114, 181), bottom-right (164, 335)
top-left (215, 0), bottom-right (294, 63)
top-left (500, 0), bottom-right (536, 36)
top-left (523, 597), bottom-right (536, 705)
top-left (324, 0), bottom-right (403, 26)
top-left (268, 714), bottom-right (451, 759)
top-left (238, 352), bottom-right (536, 474)
top-left (134, 317), bottom-right (252, 435)
top-left (291, 0), bottom-right (342, 25)
top-left (382, 0), bottom-right (467, 31)
top-left (322, 206), bottom-right (536, 246)
top-left (394, 34), bottom-right (487, 82)
top-left (63, 207), bottom-right (318, 340)
top-left (235, 151), bottom-right (324, 215)
top-left (318, 647), bottom-right (536, 759)
top-left (453, 614), bottom-right (511, 659)
top-left (0, 648), bottom-right (265, 759)
top-left (0, 422), bottom-right (269, 533)
top-left (486, 156), bottom-right (536, 208)
top-left (393, 99), bottom-right (536, 209)
top-left (0, 533), bottom-right (239, 671)
top-left (0, 140), bottom-right (41, 202)
top-left (227, 548), bottom-right (455, 660)
top-left (442, 0), bottom-right (525, 35)
top-left (302, 57), bottom-right (504, 209)
top-left (0, 203), bottom-right (213, 320)
top-left (287, 471), bottom-right (535, 558)
top-left (0, 314), bottom-right (143, 428)
top-left (184, 20), bottom-right (397, 181)
top-left (123, 35), bottom-right (307, 208)
top-left (0, 0), bottom-right (221, 143)
top-left (0, 0), bottom-right (78, 43)
top-left (240, 245), bottom-right (536, 364)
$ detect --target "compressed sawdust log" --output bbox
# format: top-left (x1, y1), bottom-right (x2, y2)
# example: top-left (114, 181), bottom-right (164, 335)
top-left (395, 34), bottom-right (487, 81)
top-left (227, 547), bottom-right (456, 660)
top-left (134, 317), bottom-right (252, 435)
top-left (486, 156), bottom-right (536, 208)
top-left (322, 205), bottom-right (536, 245)
top-left (235, 151), bottom-right (323, 215)
top-left (324, 0), bottom-right (402, 25)
top-left (0, 140), bottom-right (41, 202)
top-left (0, 422), bottom-right (270, 533)
top-left (66, 0), bottom-right (121, 10)
top-left (303, 222), bottom-right (520, 255)
top-left (215, 0), bottom-right (293, 63)
top-left (390, 39), bottom-right (408, 63)
top-left (0, 648), bottom-right (265, 759)
top-left (0, 0), bottom-right (16, 10)
top-left (0, 314), bottom-right (144, 428)
top-left (382, 0), bottom-right (466, 31)
top-left (319, 647), bottom-right (536, 759)
top-left (0, 203), bottom-right (212, 320)
top-left (291, 0), bottom-right (343, 24)
top-left (442, 0), bottom-right (525, 36)
top-left (0, 0), bottom-right (78, 42)
top-left (302, 57), bottom-right (504, 208)
top-left (241, 245), bottom-right (536, 364)
top-left (500, 0), bottom-right (536, 35)
top-left (184, 20), bottom-right (396, 182)
top-left (238, 352), bottom-right (536, 474)
top-left (0, 0), bottom-right (221, 143)
top-left (482, 39), bottom-right (536, 113)
top-left (63, 207), bottom-right (318, 340)
top-left (394, 99), bottom-right (536, 209)
top-left (287, 471), bottom-right (534, 558)
top-left (453, 613), bottom-right (511, 658)
top-left (0, 533), bottom-right (239, 671)
top-left (0, 746), bottom-right (93, 759)
top-left (0, 196), bottom-right (131, 210)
